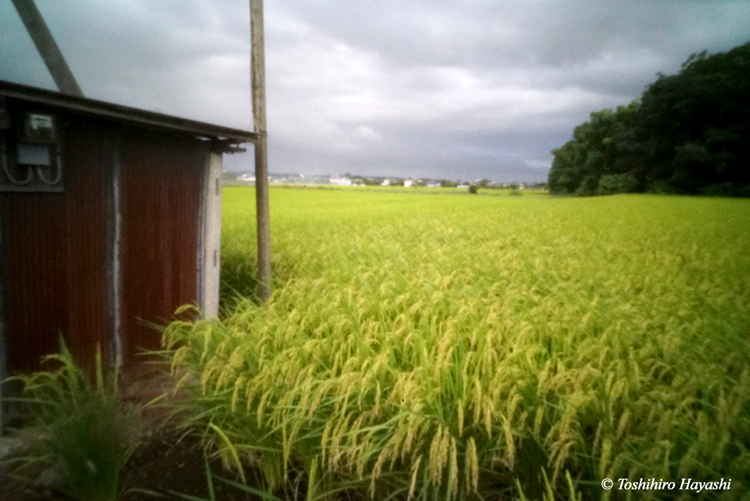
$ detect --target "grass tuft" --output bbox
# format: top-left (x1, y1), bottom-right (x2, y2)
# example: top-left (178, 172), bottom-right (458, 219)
top-left (1, 341), bottom-right (137, 501)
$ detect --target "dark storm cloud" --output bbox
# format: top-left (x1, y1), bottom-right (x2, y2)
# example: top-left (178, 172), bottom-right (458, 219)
top-left (270, 0), bottom-right (748, 73)
top-left (2, 0), bottom-right (749, 181)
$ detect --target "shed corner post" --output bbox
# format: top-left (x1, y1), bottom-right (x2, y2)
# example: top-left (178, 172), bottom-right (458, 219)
top-left (201, 148), bottom-right (223, 319)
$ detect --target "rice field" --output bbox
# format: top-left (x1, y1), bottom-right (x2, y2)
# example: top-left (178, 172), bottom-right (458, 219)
top-left (164, 187), bottom-right (750, 500)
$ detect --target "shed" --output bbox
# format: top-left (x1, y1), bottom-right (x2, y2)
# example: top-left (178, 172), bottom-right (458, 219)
top-left (0, 80), bottom-right (258, 377)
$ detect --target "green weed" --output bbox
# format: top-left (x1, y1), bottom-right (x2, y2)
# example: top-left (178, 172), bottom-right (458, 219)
top-left (1, 342), bottom-right (137, 501)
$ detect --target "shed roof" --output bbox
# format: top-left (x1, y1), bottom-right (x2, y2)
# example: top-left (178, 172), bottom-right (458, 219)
top-left (0, 80), bottom-right (259, 145)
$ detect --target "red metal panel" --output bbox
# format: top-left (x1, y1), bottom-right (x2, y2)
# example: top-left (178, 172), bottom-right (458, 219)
top-left (0, 117), bottom-right (112, 372)
top-left (1, 194), bottom-right (68, 372)
top-left (61, 120), bottom-right (114, 369)
top-left (119, 128), bottom-right (206, 364)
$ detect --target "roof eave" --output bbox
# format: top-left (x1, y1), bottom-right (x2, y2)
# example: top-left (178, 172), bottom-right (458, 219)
top-left (0, 80), bottom-right (259, 145)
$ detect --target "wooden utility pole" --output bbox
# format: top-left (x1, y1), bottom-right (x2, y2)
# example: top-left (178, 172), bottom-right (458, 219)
top-left (251, 0), bottom-right (272, 301)
top-left (11, 0), bottom-right (83, 97)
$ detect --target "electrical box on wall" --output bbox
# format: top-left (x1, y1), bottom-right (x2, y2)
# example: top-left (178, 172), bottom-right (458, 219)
top-left (0, 106), bottom-right (64, 192)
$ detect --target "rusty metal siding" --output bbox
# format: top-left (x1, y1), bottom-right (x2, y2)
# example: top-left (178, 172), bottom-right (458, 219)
top-left (62, 120), bottom-right (115, 369)
top-left (0, 117), bottom-right (112, 372)
top-left (0, 194), bottom-right (67, 372)
top-left (119, 128), bottom-right (206, 363)
top-left (0, 95), bottom-right (212, 373)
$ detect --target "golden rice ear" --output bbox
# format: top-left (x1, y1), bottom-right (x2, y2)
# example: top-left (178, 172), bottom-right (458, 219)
top-left (161, 190), bottom-right (748, 500)
top-left (465, 437), bottom-right (479, 492)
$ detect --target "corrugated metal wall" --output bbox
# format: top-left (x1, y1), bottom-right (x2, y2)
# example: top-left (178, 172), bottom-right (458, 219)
top-left (0, 118), bottom-right (114, 371)
top-left (119, 128), bottom-right (207, 364)
top-left (0, 110), bottom-right (209, 373)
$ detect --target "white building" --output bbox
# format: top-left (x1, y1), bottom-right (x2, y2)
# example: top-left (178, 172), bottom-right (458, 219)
top-left (330, 176), bottom-right (353, 186)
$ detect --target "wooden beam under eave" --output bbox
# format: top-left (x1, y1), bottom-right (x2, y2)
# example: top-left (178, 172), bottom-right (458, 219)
top-left (11, 0), bottom-right (83, 97)
top-left (251, 0), bottom-right (272, 302)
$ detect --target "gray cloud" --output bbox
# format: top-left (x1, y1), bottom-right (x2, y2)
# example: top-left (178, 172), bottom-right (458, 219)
top-left (2, 0), bottom-right (749, 181)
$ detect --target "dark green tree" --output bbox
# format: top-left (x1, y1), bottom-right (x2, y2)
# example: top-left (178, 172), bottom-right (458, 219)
top-left (637, 43), bottom-right (750, 194)
top-left (548, 101), bottom-right (641, 195)
top-left (549, 41), bottom-right (750, 196)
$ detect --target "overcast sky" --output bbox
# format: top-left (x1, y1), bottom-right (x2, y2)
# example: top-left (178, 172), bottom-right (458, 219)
top-left (2, 1), bottom-right (749, 182)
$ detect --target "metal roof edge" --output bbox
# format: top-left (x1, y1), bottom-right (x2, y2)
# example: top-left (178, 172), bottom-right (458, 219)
top-left (0, 80), bottom-right (259, 145)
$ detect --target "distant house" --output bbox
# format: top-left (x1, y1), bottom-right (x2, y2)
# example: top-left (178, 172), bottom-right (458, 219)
top-left (381, 178), bottom-right (391, 186)
top-left (457, 184), bottom-right (470, 189)
top-left (330, 176), bottom-right (353, 186)
top-left (404, 179), bottom-right (414, 187)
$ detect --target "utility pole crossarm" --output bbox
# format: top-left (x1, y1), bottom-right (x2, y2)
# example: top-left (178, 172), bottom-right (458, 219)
top-left (11, 0), bottom-right (83, 97)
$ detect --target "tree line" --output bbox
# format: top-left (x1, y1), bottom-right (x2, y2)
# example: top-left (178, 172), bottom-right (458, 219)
top-left (548, 41), bottom-right (750, 196)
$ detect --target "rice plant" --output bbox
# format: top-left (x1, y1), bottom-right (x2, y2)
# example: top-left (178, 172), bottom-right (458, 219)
top-left (1, 342), bottom-right (137, 501)
top-left (167, 189), bottom-right (750, 500)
